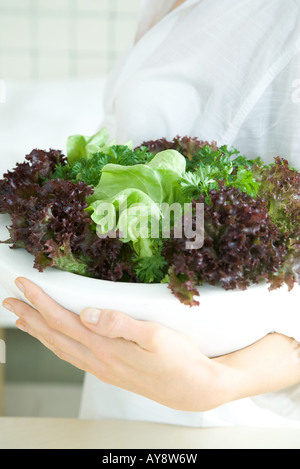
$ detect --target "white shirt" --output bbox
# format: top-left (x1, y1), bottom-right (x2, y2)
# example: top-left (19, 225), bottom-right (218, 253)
top-left (104, 0), bottom-right (300, 168)
top-left (79, 0), bottom-right (300, 427)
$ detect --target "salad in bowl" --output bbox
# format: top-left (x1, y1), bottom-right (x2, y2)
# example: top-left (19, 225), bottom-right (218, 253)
top-left (0, 129), bottom-right (299, 355)
top-left (1, 128), bottom-right (299, 302)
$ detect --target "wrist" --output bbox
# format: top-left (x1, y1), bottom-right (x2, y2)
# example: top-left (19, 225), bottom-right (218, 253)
top-left (190, 358), bottom-right (236, 412)
top-left (210, 357), bottom-right (246, 408)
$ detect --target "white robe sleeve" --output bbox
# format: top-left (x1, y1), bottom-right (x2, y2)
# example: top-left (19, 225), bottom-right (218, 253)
top-left (105, 0), bottom-right (300, 152)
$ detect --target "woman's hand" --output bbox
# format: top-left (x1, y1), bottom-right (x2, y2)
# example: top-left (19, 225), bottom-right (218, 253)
top-left (3, 277), bottom-right (300, 412)
top-left (1, 277), bottom-right (225, 412)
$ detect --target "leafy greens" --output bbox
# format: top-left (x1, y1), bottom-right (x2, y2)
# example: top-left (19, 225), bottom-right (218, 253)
top-left (88, 149), bottom-right (187, 258)
top-left (0, 129), bottom-right (299, 307)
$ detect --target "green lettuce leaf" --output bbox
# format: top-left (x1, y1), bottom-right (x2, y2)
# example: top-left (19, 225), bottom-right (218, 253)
top-left (147, 149), bottom-right (186, 176)
top-left (90, 150), bottom-right (186, 203)
top-left (90, 188), bottom-right (162, 257)
top-left (88, 150), bottom-right (186, 257)
top-left (67, 128), bottom-right (113, 166)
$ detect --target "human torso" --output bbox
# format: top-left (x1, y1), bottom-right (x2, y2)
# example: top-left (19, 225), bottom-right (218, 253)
top-left (80, 0), bottom-right (300, 426)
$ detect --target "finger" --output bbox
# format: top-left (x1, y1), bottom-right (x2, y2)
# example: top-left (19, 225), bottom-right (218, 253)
top-left (16, 318), bottom-right (91, 373)
top-left (14, 277), bottom-right (93, 347)
top-left (7, 297), bottom-right (140, 376)
top-left (11, 300), bottom-right (101, 374)
top-left (80, 307), bottom-right (160, 350)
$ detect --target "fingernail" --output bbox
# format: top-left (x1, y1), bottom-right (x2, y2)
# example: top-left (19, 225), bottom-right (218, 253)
top-left (15, 279), bottom-right (25, 294)
top-left (2, 302), bottom-right (14, 313)
top-left (82, 308), bottom-right (101, 324)
top-left (16, 321), bottom-right (27, 332)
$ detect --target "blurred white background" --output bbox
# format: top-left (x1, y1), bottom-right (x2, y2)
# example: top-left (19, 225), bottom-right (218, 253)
top-left (0, 0), bottom-right (140, 168)
top-left (0, 1), bottom-right (300, 436)
top-left (0, 0), bottom-right (140, 418)
top-left (0, 0), bottom-right (140, 80)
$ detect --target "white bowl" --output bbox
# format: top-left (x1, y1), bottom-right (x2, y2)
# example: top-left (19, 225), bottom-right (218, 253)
top-left (0, 214), bottom-right (299, 357)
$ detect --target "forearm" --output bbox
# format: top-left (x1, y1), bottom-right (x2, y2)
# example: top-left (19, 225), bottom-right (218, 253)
top-left (4, 278), bottom-right (300, 414)
top-left (211, 333), bottom-right (300, 409)
top-left (136, 333), bottom-right (300, 413)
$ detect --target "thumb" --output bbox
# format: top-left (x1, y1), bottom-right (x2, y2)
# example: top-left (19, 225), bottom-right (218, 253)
top-left (80, 307), bottom-right (158, 350)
